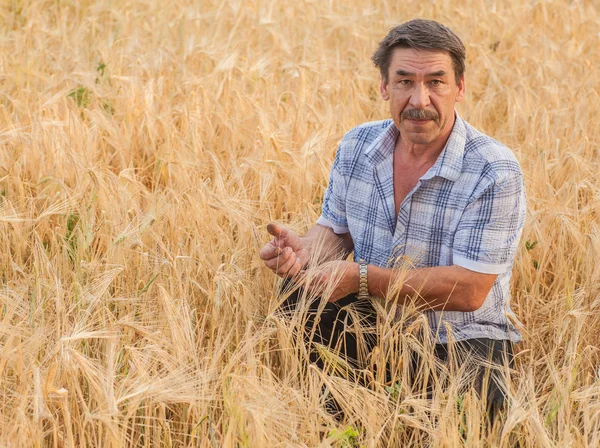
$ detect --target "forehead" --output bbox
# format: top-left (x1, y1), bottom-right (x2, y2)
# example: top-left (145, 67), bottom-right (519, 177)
top-left (388, 47), bottom-right (454, 75)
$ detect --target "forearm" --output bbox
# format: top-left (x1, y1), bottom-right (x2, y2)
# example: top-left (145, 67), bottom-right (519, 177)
top-left (299, 224), bottom-right (353, 265)
top-left (367, 264), bottom-right (495, 312)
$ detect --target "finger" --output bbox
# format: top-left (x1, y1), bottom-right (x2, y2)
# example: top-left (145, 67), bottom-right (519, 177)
top-left (274, 251), bottom-right (297, 275)
top-left (259, 242), bottom-right (283, 260)
top-left (264, 247), bottom-right (293, 270)
top-left (287, 258), bottom-right (303, 277)
top-left (266, 222), bottom-right (287, 239)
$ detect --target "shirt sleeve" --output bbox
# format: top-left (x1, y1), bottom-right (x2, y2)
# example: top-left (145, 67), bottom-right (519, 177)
top-left (316, 145), bottom-right (350, 234)
top-left (453, 170), bottom-right (526, 274)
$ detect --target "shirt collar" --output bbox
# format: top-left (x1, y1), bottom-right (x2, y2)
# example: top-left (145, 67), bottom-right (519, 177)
top-left (364, 112), bottom-right (466, 182)
top-left (421, 112), bottom-right (465, 182)
top-left (364, 120), bottom-right (398, 166)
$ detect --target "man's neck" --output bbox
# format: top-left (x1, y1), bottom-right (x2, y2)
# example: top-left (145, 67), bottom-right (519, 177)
top-left (396, 138), bottom-right (445, 166)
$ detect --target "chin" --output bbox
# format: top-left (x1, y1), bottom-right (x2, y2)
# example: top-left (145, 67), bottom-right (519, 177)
top-left (409, 138), bottom-right (434, 145)
top-left (405, 132), bottom-right (435, 145)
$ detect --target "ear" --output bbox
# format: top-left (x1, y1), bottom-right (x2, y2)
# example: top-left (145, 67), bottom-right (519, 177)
top-left (380, 77), bottom-right (390, 101)
top-left (455, 75), bottom-right (466, 103)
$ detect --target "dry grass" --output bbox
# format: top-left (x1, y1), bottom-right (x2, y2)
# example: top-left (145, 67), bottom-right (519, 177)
top-left (1, 0), bottom-right (599, 446)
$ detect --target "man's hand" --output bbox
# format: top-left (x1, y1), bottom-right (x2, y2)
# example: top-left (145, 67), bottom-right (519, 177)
top-left (259, 223), bottom-right (310, 278)
top-left (301, 260), bottom-right (359, 302)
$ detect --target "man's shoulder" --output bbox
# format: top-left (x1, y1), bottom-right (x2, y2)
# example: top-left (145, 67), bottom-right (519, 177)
top-left (329, 120), bottom-right (394, 176)
top-left (340, 119), bottom-right (393, 147)
top-left (462, 120), bottom-right (522, 180)
top-left (335, 119), bottom-right (394, 169)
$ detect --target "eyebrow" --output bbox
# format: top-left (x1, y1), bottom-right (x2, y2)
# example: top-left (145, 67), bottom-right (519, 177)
top-left (395, 70), bottom-right (447, 77)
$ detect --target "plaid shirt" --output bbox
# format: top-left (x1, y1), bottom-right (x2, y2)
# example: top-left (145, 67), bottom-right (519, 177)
top-left (317, 114), bottom-right (526, 343)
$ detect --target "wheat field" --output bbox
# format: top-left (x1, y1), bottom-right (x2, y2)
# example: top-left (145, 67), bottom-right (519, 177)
top-left (1, 0), bottom-right (599, 446)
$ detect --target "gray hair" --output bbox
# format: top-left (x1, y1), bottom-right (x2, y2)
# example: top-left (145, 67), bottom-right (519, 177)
top-left (371, 19), bottom-right (466, 84)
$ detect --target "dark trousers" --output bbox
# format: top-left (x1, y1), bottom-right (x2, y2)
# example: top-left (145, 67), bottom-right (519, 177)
top-left (278, 284), bottom-right (514, 423)
top-left (278, 283), bottom-right (378, 371)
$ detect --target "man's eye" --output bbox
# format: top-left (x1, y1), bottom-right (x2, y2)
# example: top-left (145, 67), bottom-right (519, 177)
top-left (429, 80), bottom-right (442, 86)
top-left (398, 79), bottom-right (411, 85)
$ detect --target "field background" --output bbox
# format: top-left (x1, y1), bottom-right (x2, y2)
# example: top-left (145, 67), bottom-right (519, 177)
top-left (1, 0), bottom-right (600, 446)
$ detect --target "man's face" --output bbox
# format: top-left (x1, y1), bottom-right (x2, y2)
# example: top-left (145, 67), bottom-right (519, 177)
top-left (380, 47), bottom-right (465, 147)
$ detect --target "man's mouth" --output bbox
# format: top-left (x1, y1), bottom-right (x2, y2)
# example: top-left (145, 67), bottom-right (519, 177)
top-left (401, 109), bottom-right (439, 122)
top-left (405, 118), bottom-right (433, 125)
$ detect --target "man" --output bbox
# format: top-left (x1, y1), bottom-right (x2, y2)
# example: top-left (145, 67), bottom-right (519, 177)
top-left (260, 19), bottom-right (526, 421)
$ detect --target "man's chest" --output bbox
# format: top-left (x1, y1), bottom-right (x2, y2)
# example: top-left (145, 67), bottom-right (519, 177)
top-left (393, 160), bottom-right (433, 217)
top-left (345, 168), bottom-right (472, 267)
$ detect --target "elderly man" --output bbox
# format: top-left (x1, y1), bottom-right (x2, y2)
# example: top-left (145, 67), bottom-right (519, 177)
top-left (260, 19), bottom-right (526, 420)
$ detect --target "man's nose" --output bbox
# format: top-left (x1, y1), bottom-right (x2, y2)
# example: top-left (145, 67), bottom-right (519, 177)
top-left (409, 83), bottom-right (430, 109)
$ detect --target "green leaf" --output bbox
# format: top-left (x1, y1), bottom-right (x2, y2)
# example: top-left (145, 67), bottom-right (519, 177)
top-left (140, 273), bottom-right (159, 294)
top-left (525, 240), bottom-right (538, 251)
top-left (68, 86), bottom-right (91, 108)
top-left (328, 425), bottom-right (359, 447)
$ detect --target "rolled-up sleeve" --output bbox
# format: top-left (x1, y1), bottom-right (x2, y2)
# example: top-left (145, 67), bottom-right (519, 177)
top-left (317, 146), bottom-right (350, 234)
top-left (453, 170), bottom-right (526, 274)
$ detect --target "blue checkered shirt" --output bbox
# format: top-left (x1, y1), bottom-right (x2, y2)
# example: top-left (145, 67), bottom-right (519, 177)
top-left (317, 114), bottom-right (526, 343)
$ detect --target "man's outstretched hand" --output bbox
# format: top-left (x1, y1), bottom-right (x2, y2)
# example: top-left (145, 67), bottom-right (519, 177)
top-left (259, 223), bottom-right (310, 278)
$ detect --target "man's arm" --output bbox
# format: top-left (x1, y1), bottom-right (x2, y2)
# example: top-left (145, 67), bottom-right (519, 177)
top-left (309, 261), bottom-right (497, 310)
top-left (261, 225), bottom-right (497, 311)
top-left (300, 224), bottom-right (354, 263)
top-left (367, 264), bottom-right (497, 312)
top-left (333, 164), bottom-right (524, 309)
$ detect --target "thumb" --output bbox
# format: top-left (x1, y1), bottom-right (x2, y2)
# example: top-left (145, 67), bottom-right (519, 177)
top-left (266, 222), bottom-right (288, 239)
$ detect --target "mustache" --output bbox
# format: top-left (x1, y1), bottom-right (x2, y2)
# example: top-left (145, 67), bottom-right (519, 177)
top-left (401, 109), bottom-right (439, 121)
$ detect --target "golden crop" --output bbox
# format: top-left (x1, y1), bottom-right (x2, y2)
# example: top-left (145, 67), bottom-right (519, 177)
top-left (0, 0), bottom-right (599, 446)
